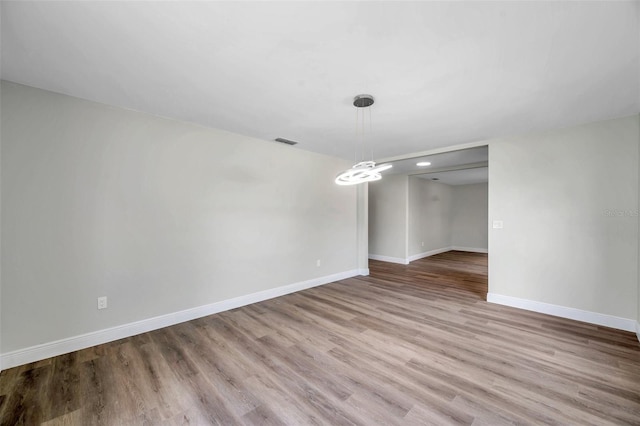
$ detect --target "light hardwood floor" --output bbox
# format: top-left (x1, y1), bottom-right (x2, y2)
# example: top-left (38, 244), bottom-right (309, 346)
top-left (1, 251), bottom-right (639, 425)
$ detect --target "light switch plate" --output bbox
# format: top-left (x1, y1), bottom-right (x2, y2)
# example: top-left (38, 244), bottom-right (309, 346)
top-left (97, 296), bottom-right (108, 310)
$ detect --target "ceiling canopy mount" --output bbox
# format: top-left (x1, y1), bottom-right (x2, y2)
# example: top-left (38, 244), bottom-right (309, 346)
top-left (353, 94), bottom-right (374, 108)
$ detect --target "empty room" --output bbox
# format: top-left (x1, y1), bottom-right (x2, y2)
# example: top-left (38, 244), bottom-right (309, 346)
top-left (1, 1), bottom-right (639, 425)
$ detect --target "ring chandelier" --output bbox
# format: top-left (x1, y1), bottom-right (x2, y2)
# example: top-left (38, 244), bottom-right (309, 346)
top-left (335, 94), bottom-right (392, 186)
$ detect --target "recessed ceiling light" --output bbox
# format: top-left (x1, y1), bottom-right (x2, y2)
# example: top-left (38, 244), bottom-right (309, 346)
top-left (416, 161), bottom-right (431, 167)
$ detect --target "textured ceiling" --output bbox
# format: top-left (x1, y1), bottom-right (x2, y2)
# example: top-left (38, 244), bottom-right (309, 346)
top-left (2, 2), bottom-right (638, 161)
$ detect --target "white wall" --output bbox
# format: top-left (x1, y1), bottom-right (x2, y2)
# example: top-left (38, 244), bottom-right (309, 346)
top-left (451, 183), bottom-right (488, 250)
top-left (356, 184), bottom-right (369, 274)
top-left (368, 174), bottom-right (408, 262)
top-left (408, 177), bottom-right (453, 256)
top-left (489, 115), bottom-right (639, 326)
top-left (0, 78), bottom-right (2, 370)
top-left (1, 81), bottom-right (360, 360)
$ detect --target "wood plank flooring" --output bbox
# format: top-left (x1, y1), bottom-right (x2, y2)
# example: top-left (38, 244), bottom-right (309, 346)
top-left (1, 251), bottom-right (639, 425)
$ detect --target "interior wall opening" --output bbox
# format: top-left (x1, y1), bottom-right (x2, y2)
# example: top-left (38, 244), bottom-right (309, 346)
top-left (368, 145), bottom-right (489, 299)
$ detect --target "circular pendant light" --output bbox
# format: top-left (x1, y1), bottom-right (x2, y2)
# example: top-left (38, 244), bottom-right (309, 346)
top-left (334, 95), bottom-right (392, 185)
top-left (335, 161), bottom-right (393, 186)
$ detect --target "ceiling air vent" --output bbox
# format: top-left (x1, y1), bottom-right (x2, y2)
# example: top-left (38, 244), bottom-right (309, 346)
top-left (274, 137), bottom-right (298, 146)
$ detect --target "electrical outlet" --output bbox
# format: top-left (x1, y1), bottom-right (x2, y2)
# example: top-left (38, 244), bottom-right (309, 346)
top-left (97, 296), bottom-right (108, 310)
top-left (316, 259), bottom-right (321, 267)
top-left (493, 220), bottom-right (504, 229)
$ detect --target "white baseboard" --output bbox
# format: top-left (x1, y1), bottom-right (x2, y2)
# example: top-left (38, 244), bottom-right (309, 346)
top-left (371, 247), bottom-right (488, 265)
top-left (636, 322), bottom-right (640, 343)
top-left (368, 254), bottom-right (409, 265)
top-left (451, 246), bottom-right (488, 253)
top-left (358, 268), bottom-right (370, 276)
top-left (487, 293), bottom-right (637, 332)
top-left (407, 247), bottom-right (451, 262)
top-left (0, 269), bottom-right (361, 370)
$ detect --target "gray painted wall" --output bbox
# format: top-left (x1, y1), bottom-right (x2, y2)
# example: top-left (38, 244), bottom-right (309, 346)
top-left (0, 79), bottom-right (2, 362)
top-left (1, 81), bottom-right (359, 354)
top-left (368, 174), bottom-right (408, 260)
top-left (408, 177), bottom-right (453, 256)
top-left (371, 177), bottom-right (488, 260)
top-left (451, 183), bottom-right (488, 250)
top-left (489, 114), bottom-right (639, 320)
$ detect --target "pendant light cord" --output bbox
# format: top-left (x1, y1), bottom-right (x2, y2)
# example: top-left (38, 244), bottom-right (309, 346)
top-left (356, 104), bottom-right (360, 162)
top-left (369, 104), bottom-right (373, 161)
top-left (361, 104), bottom-right (365, 162)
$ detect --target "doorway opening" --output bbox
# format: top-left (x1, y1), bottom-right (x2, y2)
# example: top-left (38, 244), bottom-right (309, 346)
top-left (367, 145), bottom-right (489, 299)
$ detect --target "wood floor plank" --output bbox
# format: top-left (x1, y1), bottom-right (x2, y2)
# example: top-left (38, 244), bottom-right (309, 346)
top-left (241, 374), bottom-right (324, 425)
top-left (2, 251), bottom-right (640, 425)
